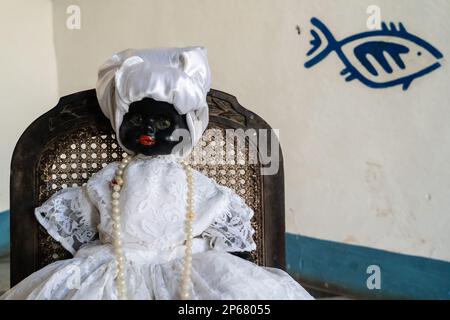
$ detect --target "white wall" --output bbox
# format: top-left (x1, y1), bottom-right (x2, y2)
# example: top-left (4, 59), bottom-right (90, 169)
top-left (0, 0), bottom-right (59, 212)
top-left (44, 0), bottom-right (450, 262)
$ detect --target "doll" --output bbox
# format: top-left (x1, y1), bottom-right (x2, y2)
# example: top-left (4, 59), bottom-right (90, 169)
top-left (1, 47), bottom-right (313, 300)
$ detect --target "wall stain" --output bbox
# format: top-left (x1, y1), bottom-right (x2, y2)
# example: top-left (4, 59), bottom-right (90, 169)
top-left (365, 161), bottom-right (396, 219)
top-left (343, 235), bottom-right (358, 244)
top-left (376, 207), bottom-right (394, 218)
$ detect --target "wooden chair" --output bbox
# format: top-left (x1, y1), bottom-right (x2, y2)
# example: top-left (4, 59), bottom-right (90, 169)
top-left (9, 89), bottom-right (285, 286)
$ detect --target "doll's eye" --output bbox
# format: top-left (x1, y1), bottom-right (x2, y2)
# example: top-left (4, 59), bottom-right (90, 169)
top-left (155, 118), bottom-right (171, 130)
top-left (129, 114), bottom-right (142, 126)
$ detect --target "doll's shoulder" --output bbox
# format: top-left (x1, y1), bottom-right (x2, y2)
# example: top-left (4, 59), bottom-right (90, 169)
top-left (84, 161), bottom-right (120, 200)
top-left (191, 167), bottom-right (231, 200)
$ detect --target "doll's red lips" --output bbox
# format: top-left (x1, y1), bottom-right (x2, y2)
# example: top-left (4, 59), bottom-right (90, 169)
top-left (138, 135), bottom-right (155, 146)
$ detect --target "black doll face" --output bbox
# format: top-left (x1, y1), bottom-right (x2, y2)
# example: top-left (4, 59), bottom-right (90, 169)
top-left (119, 98), bottom-right (189, 156)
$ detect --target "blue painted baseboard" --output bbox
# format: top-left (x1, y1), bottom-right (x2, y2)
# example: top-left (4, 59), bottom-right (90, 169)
top-left (0, 210), bottom-right (9, 256)
top-left (286, 233), bottom-right (450, 299)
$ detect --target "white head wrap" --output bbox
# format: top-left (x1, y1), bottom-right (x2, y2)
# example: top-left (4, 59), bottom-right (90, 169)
top-left (95, 46), bottom-right (211, 155)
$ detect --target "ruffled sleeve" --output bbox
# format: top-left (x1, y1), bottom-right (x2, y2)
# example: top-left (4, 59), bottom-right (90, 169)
top-left (34, 186), bottom-right (99, 255)
top-left (201, 183), bottom-right (257, 253)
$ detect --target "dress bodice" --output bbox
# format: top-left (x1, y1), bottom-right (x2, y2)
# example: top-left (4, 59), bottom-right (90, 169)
top-left (86, 156), bottom-right (229, 250)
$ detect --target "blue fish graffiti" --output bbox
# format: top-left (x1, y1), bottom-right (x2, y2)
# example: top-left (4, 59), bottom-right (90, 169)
top-left (304, 17), bottom-right (444, 90)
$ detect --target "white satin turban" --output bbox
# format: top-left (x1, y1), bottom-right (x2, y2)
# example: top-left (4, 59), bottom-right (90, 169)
top-left (95, 46), bottom-right (212, 154)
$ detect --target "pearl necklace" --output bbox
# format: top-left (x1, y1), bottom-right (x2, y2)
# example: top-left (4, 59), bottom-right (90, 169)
top-left (111, 154), bottom-right (195, 300)
top-left (180, 161), bottom-right (195, 300)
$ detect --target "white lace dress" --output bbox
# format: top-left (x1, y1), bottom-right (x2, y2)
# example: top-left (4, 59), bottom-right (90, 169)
top-left (1, 155), bottom-right (313, 300)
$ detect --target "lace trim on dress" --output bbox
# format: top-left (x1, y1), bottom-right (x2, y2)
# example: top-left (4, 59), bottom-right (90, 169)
top-left (34, 187), bottom-right (99, 255)
top-left (202, 186), bottom-right (256, 252)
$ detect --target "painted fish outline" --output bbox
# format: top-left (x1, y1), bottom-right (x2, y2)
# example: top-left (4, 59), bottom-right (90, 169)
top-left (305, 17), bottom-right (444, 90)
